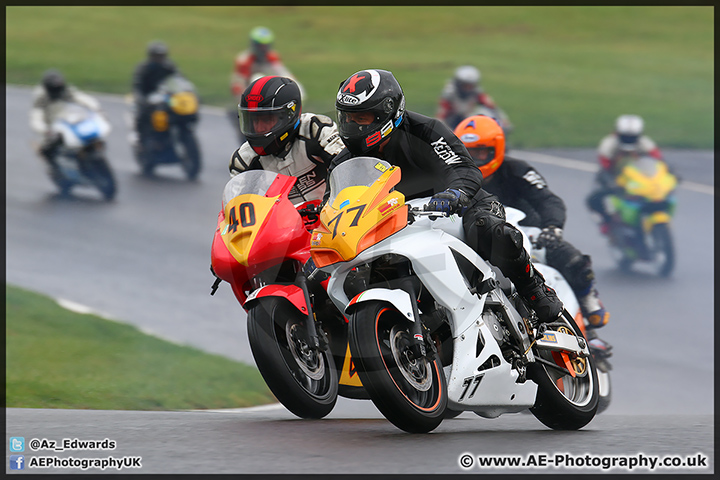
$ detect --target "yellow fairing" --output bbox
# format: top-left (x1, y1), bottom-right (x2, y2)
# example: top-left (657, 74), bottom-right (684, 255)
top-left (311, 167), bottom-right (407, 267)
top-left (169, 92), bottom-right (199, 115)
top-left (642, 211), bottom-right (672, 233)
top-left (220, 193), bottom-right (278, 266)
top-left (617, 161), bottom-right (677, 202)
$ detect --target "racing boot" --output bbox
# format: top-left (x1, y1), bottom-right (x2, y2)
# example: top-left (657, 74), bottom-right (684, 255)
top-left (578, 287), bottom-right (610, 328)
top-left (505, 251), bottom-right (563, 324)
top-left (585, 329), bottom-right (613, 359)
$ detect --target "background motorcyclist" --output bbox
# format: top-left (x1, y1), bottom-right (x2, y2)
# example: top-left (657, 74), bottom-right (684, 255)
top-left (587, 114), bottom-right (663, 233)
top-left (454, 114), bottom-right (611, 335)
top-left (436, 65), bottom-right (505, 131)
top-left (328, 69), bottom-right (562, 324)
top-left (230, 27), bottom-right (304, 104)
top-left (131, 40), bottom-right (179, 148)
top-left (30, 69), bottom-right (102, 173)
top-left (228, 76), bottom-right (345, 220)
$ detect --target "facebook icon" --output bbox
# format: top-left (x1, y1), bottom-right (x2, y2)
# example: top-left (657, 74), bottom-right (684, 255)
top-left (10, 455), bottom-right (25, 470)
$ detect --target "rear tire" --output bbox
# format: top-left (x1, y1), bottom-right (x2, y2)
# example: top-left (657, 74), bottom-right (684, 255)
top-left (247, 297), bottom-right (338, 419)
top-left (528, 310), bottom-right (599, 430)
top-left (349, 301), bottom-right (447, 433)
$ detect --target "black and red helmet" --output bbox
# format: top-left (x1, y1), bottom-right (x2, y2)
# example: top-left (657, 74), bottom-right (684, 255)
top-left (335, 69), bottom-right (405, 156)
top-left (239, 76), bottom-right (301, 156)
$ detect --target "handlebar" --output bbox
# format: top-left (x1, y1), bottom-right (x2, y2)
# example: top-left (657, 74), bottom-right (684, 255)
top-left (408, 206), bottom-right (451, 220)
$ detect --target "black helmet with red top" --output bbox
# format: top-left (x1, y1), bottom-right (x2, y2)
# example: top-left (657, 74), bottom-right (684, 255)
top-left (239, 76), bottom-right (301, 156)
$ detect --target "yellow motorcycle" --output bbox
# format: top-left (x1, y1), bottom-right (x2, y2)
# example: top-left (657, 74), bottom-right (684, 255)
top-left (604, 155), bottom-right (677, 276)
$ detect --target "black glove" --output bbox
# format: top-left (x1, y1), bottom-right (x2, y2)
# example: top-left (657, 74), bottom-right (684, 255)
top-left (426, 189), bottom-right (470, 215)
top-left (536, 226), bottom-right (563, 248)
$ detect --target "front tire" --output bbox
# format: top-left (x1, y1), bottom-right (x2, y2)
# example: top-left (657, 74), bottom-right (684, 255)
top-left (349, 301), bottom-right (447, 433)
top-left (178, 126), bottom-right (201, 180)
top-left (247, 297), bottom-right (338, 419)
top-left (650, 223), bottom-right (674, 277)
top-left (528, 310), bottom-right (599, 430)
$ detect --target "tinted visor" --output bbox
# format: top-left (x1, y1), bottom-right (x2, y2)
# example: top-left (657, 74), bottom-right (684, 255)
top-left (618, 133), bottom-right (639, 146)
top-left (337, 107), bottom-right (392, 140)
top-left (467, 146), bottom-right (496, 166)
top-left (240, 104), bottom-right (294, 136)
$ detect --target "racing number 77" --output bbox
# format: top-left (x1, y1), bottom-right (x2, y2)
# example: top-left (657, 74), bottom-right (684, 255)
top-left (327, 204), bottom-right (366, 238)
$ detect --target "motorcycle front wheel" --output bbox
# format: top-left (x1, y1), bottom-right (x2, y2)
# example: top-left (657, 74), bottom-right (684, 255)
top-left (178, 126), bottom-right (201, 180)
top-left (528, 310), bottom-right (599, 430)
top-left (85, 157), bottom-right (116, 201)
top-left (649, 223), bottom-right (674, 277)
top-left (247, 297), bottom-right (338, 419)
top-left (349, 301), bottom-right (447, 433)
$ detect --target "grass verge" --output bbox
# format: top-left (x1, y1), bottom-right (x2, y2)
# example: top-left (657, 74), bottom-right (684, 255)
top-left (5, 284), bottom-right (275, 411)
top-left (5, 6), bottom-right (713, 148)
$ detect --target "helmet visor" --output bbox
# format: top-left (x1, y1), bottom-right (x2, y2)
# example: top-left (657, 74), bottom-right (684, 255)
top-left (336, 108), bottom-right (392, 140)
top-left (467, 146), bottom-right (496, 166)
top-left (240, 104), bottom-right (295, 136)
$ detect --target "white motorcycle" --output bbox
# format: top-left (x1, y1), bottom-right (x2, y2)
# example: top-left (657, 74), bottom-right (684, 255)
top-left (45, 102), bottom-right (115, 200)
top-left (506, 208), bottom-right (612, 414)
top-left (310, 157), bottom-right (599, 433)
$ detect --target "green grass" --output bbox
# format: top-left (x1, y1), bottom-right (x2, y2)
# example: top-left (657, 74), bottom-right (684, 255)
top-left (6, 284), bottom-right (275, 410)
top-left (5, 6), bottom-right (713, 148)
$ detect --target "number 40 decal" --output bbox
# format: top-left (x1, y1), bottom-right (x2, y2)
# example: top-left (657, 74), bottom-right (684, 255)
top-left (227, 202), bottom-right (256, 233)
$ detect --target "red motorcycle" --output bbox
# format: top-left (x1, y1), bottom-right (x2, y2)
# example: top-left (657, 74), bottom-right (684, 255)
top-left (210, 170), bottom-right (356, 418)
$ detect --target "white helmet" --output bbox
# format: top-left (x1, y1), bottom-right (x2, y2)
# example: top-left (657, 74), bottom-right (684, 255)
top-left (615, 114), bottom-right (644, 150)
top-left (454, 65), bottom-right (481, 85)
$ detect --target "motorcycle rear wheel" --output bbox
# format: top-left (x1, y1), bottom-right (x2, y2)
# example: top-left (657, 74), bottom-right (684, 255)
top-left (528, 310), bottom-right (599, 430)
top-left (349, 301), bottom-right (447, 433)
top-left (247, 297), bottom-right (338, 419)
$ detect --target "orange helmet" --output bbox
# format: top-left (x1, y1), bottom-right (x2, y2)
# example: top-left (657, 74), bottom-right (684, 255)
top-left (454, 114), bottom-right (505, 178)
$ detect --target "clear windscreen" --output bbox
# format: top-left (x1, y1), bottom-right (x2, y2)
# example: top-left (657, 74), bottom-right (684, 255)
top-left (159, 74), bottom-right (195, 94)
top-left (327, 157), bottom-right (392, 206)
top-left (222, 170), bottom-right (280, 207)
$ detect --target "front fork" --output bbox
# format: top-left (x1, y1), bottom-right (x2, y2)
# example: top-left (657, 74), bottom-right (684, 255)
top-left (296, 271), bottom-right (328, 352)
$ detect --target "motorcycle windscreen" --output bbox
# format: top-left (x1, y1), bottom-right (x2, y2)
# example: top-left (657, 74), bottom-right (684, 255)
top-left (219, 171), bottom-right (307, 268)
top-left (311, 157), bottom-right (407, 267)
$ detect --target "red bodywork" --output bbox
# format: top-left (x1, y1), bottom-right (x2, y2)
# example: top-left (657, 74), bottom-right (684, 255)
top-left (210, 173), bottom-right (320, 310)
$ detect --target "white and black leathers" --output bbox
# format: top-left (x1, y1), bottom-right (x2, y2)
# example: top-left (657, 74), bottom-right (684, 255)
top-left (229, 113), bottom-right (345, 204)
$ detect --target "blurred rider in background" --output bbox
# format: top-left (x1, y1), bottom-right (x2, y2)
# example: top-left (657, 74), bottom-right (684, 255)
top-left (230, 26), bottom-right (304, 104)
top-left (455, 115), bottom-right (611, 350)
top-left (436, 65), bottom-right (511, 132)
top-left (30, 69), bottom-right (102, 174)
top-left (587, 114), bottom-right (663, 234)
top-left (228, 76), bottom-right (344, 226)
top-left (327, 69), bottom-right (563, 325)
top-left (131, 40), bottom-right (179, 148)
top-left (229, 27), bottom-right (304, 144)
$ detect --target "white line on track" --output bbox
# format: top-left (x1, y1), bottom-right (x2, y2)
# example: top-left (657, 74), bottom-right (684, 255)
top-left (512, 149), bottom-right (714, 196)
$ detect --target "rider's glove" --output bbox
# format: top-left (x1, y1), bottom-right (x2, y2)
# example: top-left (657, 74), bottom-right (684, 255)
top-left (427, 189), bottom-right (470, 215)
top-left (536, 226), bottom-right (563, 248)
